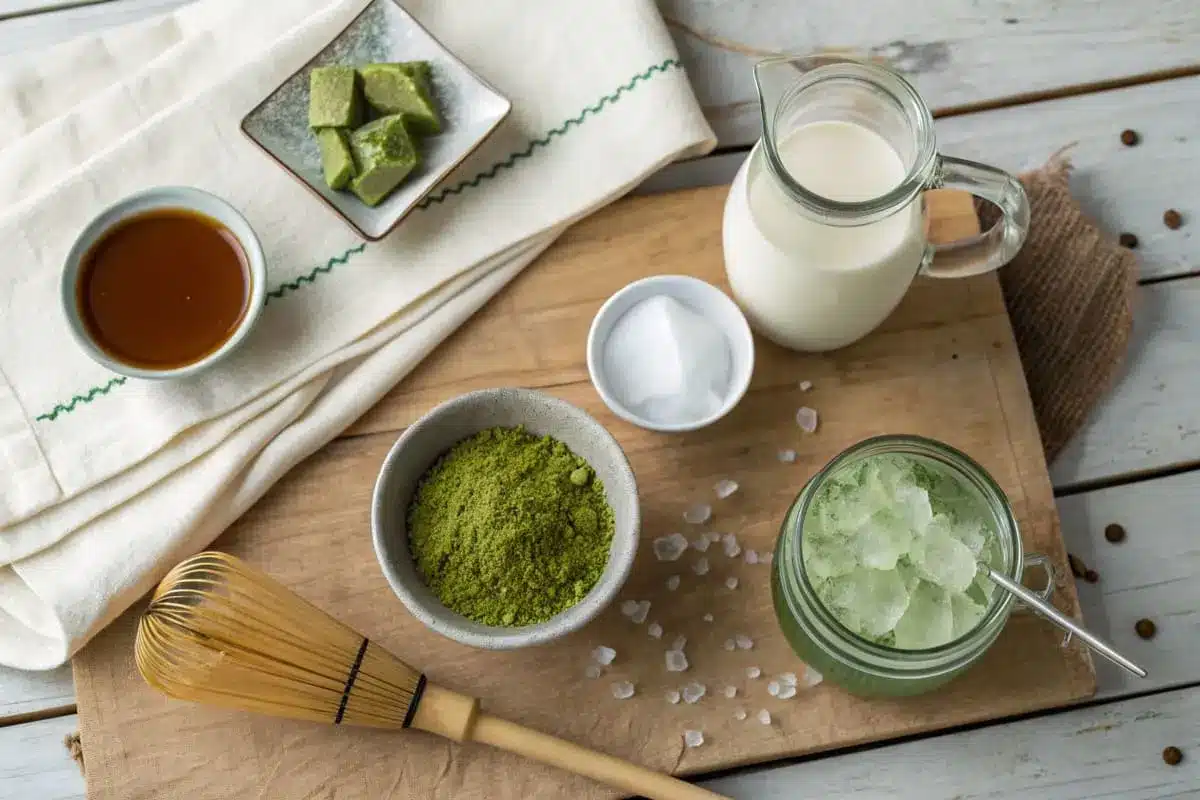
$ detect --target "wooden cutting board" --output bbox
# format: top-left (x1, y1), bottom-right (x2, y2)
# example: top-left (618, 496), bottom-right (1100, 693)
top-left (74, 185), bottom-right (1096, 800)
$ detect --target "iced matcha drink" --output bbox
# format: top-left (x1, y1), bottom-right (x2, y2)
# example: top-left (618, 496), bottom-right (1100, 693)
top-left (802, 453), bottom-right (1001, 650)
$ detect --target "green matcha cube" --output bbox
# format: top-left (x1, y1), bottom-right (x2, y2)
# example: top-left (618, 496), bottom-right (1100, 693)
top-left (315, 128), bottom-right (356, 190)
top-left (348, 115), bottom-right (419, 206)
top-left (308, 65), bottom-right (360, 129)
top-left (398, 60), bottom-right (433, 89)
top-left (358, 63), bottom-right (441, 135)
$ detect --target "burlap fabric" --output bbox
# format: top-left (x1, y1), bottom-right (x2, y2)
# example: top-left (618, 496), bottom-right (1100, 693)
top-left (983, 155), bottom-right (1139, 461)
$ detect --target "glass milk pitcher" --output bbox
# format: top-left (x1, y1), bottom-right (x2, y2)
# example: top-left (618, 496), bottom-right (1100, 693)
top-left (723, 56), bottom-right (1030, 352)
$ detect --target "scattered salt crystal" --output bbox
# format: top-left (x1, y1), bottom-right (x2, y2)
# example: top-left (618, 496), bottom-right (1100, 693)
top-left (714, 479), bottom-right (739, 499)
top-left (767, 681), bottom-right (781, 697)
top-left (683, 503), bottom-right (712, 525)
top-left (585, 664), bottom-right (602, 679)
top-left (777, 685), bottom-right (797, 700)
top-left (591, 646), bottom-right (616, 665)
top-left (690, 536), bottom-right (711, 552)
top-left (746, 666), bottom-right (761, 679)
top-left (684, 730), bottom-right (705, 748)
top-left (733, 708), bottom-right (747, 721)
top-left (763, 551), bottom-right (774, 564)
top-left (801, 665), bottom-right (824, 688)
top-left (725, 576), bottom-right (739, 590)
top-left (757, 709), bottom-right (772, 726)
top-left (666, 574), bottom-right (681, 591)
top-left (631, 601), bottom-right (651, 625)
top-left (666, 649), bottom-right (689, 672)
top-left (693, 557), bottom-right (710, 576)
top-left (611, 681), bottom-right (635, 700)
top-left (703, 612), bottom-right (714, 623)
top-left (723, 685), bottom-right (738, 699)
top-left (648, 622), bottom-right (663, 639)
top-left (620, 601), bottom-right (639, 618)
top-left (744, 549), bottom-right (759, 565)
top-left (723, 638), bottom-right (736, 651)
top-left (799, 380), bottom-right (813, 392)
top-left (682, 682), bottom-right (706, 704)
top-left (778, 672), bottom-right (797, 687)
top-left (666, 689), bottom-right (681, 704)
top-left (777, 449), bottom-right (797, 463)
top-left (705, 531), bottom-right (723, 544)
top-left (795, 406), bottom-right (819, 433)
top-left (653, 533), bottom-right (689, 562)
top-left (735, 634), bottom-right (754, 650)
top-left (722, 533), bottom-right (741, 558)
top-left (671, 635), bottom-right (687, 652)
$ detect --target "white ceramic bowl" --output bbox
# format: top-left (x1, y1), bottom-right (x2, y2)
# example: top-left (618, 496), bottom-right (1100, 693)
top-left (60, 185), bottom-right (267, 380)
top-left (586, 274), bottom-right (755, 433)
top-left (371, 388), bottom-right (640, 650)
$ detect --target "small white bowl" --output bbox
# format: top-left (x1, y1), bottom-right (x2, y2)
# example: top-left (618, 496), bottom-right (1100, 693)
top-left (587, 274), bottom-right (755, 433)
top-left (60, 186), bottom-right (267, 380)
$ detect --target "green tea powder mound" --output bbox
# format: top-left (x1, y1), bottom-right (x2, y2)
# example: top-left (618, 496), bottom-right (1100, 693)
top-left (407, 426), bottom-right (615, 627)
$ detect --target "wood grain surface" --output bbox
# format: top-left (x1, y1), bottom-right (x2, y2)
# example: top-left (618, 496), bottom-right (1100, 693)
top-left (72, 186), bottom-right (1094, 799)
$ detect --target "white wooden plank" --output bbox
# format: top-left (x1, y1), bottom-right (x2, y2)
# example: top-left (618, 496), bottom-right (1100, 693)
top-left (1051, 278), bottom-right (1200, 488)
top-left (0, 665), bottom-right (74, 721)
top-left (0, 0), bottom-right (187, 62)
top-left (704, 688), bottom-right (1200, 799)
top-left (1059, 469), bottom-right (1200, 698)
top-left (644, 76), bottom-right (1198, 282)
top-left (5, 690), bottom-right (1199, 800)
top-left (660, 0), bottom-right (1200, 146)
top-left (0, 715), bottom-right (83, 800)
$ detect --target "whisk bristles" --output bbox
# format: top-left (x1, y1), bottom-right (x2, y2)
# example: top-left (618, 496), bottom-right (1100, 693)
top-left (135, 552), bottom-right (424, 729)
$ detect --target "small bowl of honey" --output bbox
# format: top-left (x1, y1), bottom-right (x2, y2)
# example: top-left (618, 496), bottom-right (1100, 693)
top-left (61, 186), bottom-right (267, 379)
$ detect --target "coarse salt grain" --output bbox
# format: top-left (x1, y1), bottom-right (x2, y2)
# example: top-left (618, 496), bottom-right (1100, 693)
top-left (611, 681), bottom-right (635, 700)
top-left (690, 536), bottom-right (711, 552)
top-left (684, 730), bottom-right (705, 748)
top-left (591, 646), bottom-right (616, 665)
top-left (744, 549), bottom-right (759, 565)
top-left (723, 638), bottom-right (736, 651)
top-left (648, 622), bottom-right (663, 639)
top-left (796, 406), bottom-right (819, 433)
top-left (666, 574), bottom-right (681, 591)
top-left (620, 601), bottom-right (639, 618)
top-left (734, 708), bottom-right (747, 721)
top-left (723, 686), bottom-right (737, 699)
top-left (666, 689), bottom-right (681, 704)
top-left (799, 380), bottom-right (813, 392)
top-left (682, 682), bottom-right (706, 704)
top-left (777, 449), bottom-right (797, 463)
top-left (801, 665), bottom-right (824, 687)
top-left (683, 503), bottom-right (712, 525)
top-left (653, 533), bottom-right (689, 562)
top-left (746, 666), bottom-right (761, 679)
top-left (725, 576), bottom-right (739, 590)
top-left (735, 634), bottom-right (754, 650)
top-left (722, 533), bottom-right (741, 558)
top-left (767, 681), bottom-right (781, 697)
top-left (777, 685), bottom-right (797, 700)
top-left (757, 709), bottom-right (771, 726)
top-left (693, 557), bottom-right (710, 576)
top-left (585, 664), bottom-right (602, 679)
top-left (703, 612), bottom-right (714, 622)
top-left (671, 635), bottom-right (687, 652)
top-left (630, 600), bottom-right (651, 625)
top-left (666, 649), bottom-right (689, 672)
top-left (778, 672), bottom-right (797, 687)
top-left (714, 479), bottom-right (739, 499)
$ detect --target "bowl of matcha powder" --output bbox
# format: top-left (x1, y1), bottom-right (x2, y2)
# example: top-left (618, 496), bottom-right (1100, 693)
top-left (371, 388), bottom-right (639, 649)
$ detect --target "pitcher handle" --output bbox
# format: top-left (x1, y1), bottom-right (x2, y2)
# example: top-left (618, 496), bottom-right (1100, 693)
top-left (921, 155), bottom-right (1031, 279)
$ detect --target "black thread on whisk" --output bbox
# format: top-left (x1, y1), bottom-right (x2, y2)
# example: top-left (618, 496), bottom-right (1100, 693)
top-left (335, 637), bottom-right (371, 724)
top-left (402, 673), bottom-right (428, 729)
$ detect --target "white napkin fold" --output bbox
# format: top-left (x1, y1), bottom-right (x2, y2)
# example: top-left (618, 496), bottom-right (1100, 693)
top-left (0, 0), bottom-right (715, 669)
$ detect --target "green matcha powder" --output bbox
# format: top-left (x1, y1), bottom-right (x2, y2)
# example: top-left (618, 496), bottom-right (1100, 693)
top-left (407, 426), bottom-right (615, 626)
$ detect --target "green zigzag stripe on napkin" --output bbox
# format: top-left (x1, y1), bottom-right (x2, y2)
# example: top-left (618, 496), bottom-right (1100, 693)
top-left (33, 57), bottom-right (684, 424)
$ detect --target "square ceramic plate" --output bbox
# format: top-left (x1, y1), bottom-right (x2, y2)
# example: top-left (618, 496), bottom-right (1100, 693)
top-left (240, 0), bottom-right (511, 240)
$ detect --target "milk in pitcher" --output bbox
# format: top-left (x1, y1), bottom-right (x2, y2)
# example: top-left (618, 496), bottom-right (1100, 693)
top-left (723, 121), bottom-right (926, 352)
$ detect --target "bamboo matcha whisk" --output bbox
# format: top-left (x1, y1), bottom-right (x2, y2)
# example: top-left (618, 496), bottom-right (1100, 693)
top-left (135, 551), bottom-right (727, 800)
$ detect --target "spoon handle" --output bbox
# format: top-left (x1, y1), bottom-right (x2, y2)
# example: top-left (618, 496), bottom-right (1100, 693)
top-left (984, 567), bottom-right (1147, 678)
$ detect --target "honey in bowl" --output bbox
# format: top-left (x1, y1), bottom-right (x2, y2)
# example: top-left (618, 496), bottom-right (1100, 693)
top-left (77, 209), bottom-right (251, 370)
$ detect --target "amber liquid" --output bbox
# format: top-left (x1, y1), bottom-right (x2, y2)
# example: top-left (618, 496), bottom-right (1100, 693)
top-left (77, 209), bottom-right (251, 369)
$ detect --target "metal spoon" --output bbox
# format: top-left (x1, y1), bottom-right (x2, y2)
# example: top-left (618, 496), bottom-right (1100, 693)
top-left (982, 566), bottom-right (1147, 678)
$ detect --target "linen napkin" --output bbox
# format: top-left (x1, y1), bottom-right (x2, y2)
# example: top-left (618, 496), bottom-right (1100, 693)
top-left (0, 0), bottom-right (715, 669)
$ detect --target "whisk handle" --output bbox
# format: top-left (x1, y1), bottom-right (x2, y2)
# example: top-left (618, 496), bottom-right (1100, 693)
top-left (472, 714), bottom-right (729, 800)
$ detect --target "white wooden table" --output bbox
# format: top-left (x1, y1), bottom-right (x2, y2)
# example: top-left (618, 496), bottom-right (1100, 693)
top-left (1, 1), bottom-right (1198, 797)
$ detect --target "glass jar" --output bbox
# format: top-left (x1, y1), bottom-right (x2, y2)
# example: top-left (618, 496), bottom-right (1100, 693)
top-left (771, 434), bottom-right (1049, 697)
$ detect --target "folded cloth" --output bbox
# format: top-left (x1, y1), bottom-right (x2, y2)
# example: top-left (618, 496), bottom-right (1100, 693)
top-left (0, 0), bottom-right (715, 668)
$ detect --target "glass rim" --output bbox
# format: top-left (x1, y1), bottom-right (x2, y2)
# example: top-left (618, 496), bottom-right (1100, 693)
top-left (784, 434), bottom-right (1022, 664)
top-left (755, 56), bottom-right (939, 226)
